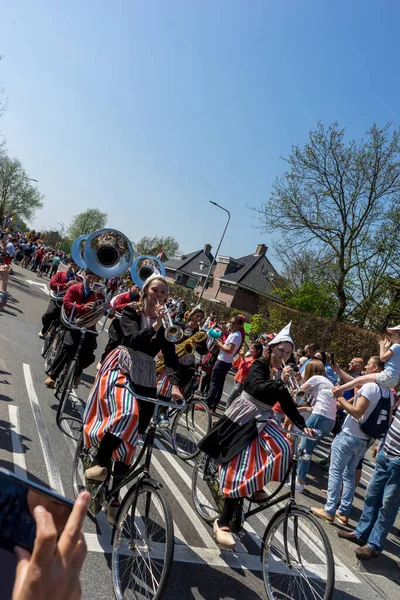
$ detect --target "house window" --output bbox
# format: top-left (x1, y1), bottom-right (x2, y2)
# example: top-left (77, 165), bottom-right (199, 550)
top-left (187, 277), bottom-right (199, 288)
top-left (174, 273), bottom-right (183, 283)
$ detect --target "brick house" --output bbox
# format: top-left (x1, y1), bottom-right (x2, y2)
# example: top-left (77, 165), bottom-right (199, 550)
top-left (198, 243), bottom-right (278, 313)
top-left (165, 242), bottom-right (278, 314)
top-left (164, 244), bottom-right (214, 290)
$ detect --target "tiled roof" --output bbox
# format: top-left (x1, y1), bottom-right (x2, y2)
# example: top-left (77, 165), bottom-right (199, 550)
top-left (219, 254), bottom-right (277, 295)
top-left (164, 248), bottom-right (214, 277)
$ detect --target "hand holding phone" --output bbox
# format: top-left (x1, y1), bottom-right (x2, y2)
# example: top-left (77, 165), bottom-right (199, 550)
top-left (12, 490), bottom-right (90, 600)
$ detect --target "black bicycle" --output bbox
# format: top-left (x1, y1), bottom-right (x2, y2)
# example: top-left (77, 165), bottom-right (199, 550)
top-left (54, 304), bottom-right (108, 425)
top-left (192, 419), bottom-right (335, 600)
top-left (72, 386), bottom-right (185, 600)
top-left (157, 372), bottom-right (212, 461)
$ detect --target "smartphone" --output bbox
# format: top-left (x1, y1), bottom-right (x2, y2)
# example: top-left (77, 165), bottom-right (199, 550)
top-left (330, 353), bottom-right (335, 365)
top-left (0, 468), bottom-right (74, 554)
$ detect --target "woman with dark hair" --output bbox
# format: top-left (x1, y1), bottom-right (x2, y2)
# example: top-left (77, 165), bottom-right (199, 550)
top-left (198, 323), bottom-right (315, 550)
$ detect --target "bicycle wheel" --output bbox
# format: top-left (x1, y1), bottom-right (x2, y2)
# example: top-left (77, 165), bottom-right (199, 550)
top-left (56, 360), bottom-right (76, 425)
top-left (262, 506), bottom-right (335, 600)
top-left (42, 321), bottom-right (56, 358)
top-left (191, 451), bottom-right (222, 523)
top-left (171, 399), bottom-right (211, 460)
top-left (112, 481), bottom-right (174, 600)
top-left (44, 327), bottom-right (64, 373)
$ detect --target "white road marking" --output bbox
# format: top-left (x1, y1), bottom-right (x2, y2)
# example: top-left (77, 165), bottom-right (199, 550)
top-left (25, 279), bottom-right (50, 296)
top-left (22, 363), bottom-right (65, 495)
top-left (151, 451), bottom-right (215, 548)
top-left (8, 405), bottom-right (27, 476)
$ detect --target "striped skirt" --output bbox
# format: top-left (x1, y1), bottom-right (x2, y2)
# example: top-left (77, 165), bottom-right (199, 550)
top-left (83, 348), bottom-right (139, 465)
top-left (219, 420), bottom-right (292, 498)
top-left (157, 368), bottom-right (193, 399)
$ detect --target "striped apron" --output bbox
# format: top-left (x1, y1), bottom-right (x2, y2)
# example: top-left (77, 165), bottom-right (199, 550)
top-left (83, 345), bottom-right (155, 465)
top-left (219, 391), bottom-right (292, 498)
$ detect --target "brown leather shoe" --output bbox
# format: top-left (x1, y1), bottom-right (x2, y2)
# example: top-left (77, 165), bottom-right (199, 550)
top-left (355, 545), bottom-right (379, 560)
top-left (85, 464), bottom-right (108, 482)
top-left (337, 530), bottom-right (365, 546)
top-left (335, 510), bottom-right (349, 526)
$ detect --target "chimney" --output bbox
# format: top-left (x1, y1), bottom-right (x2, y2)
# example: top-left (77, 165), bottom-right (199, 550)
top-left (254, 243), bottom-right (267, 256)
top-left (203, 243), bottom-right (212, 254)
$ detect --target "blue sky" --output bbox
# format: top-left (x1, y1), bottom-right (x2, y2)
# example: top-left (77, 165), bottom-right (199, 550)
top-left (1, 0), bottom-right (400, 267)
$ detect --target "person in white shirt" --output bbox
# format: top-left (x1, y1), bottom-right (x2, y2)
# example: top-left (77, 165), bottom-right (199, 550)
top-left (312, 356), bottom-right (394, 525)
top-left (204, 316), bottom-right (243, 412)
top-left (295, 360), bottom-right (337, 492)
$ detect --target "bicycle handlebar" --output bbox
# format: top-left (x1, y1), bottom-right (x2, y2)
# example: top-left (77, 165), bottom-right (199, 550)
top-left (115, 382), bottom-right (187, 409)
top-left (262, 418), bottom-right (322, 441)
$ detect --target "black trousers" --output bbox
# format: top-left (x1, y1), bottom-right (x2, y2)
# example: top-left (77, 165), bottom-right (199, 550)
top-left (41, 299), bottom-right (61, 335)
top-left (48, 329), bottom-right (97, 378)
top-left (204, 360), bottom-right (232, 409)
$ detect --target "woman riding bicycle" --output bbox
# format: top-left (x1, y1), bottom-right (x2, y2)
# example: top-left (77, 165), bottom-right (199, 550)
top-left (198, 322), bottom-right (315, 550)
top-left (83, 274), bottom-right (184, 523)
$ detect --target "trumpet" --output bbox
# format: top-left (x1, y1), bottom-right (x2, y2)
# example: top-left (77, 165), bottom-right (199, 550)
top-left (157, 301), bottom-right (183, 343)
top-left (282, 361), bottom-right (311, 406)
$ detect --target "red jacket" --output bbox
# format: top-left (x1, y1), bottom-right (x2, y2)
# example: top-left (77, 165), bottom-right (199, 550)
top-left (233, 356), bottom-right (256, 384)
top-left (63, 283), bottom-right (104, 329)
top-left (111, 291), bottom-right (140, 314)
top-left (50, 270), bottom-right (82, 293)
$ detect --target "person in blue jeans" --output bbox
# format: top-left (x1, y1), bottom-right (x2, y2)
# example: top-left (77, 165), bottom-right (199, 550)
top-left (312, 356), bottom-right (393, 526)
top-left (294, 360), bottom-right (337, 493)
top-left (338, 409), bottom-right (400, 559)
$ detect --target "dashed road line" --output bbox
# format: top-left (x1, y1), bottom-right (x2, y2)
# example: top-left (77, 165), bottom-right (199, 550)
top-left (8, 404), bottom-right (27, 477)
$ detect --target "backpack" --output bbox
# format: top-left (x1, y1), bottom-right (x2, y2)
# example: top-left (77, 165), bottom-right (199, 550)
top-left (359, 385), bottom-right (392, 440)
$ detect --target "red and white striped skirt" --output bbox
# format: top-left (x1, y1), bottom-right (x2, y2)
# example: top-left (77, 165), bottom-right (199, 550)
top-left (219, 420), bottom-right (292, 498)
top-left (83, 348), bottom-right (139, 465)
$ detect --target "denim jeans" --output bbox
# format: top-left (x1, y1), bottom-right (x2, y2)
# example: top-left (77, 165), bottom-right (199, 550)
top-left (225, 381), bottom-right (244, 410)
top-left (354, 450), bottom-right (400, 553)
top-left (204, 360), bottom-right (232, 409)
top-left (325, 431), bottom-right (368, 516)
top-left (297, 413), bottom-right (335, 482)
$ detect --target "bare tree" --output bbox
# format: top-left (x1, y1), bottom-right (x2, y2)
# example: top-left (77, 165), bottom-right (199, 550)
top-left (256, 122), bottom-right (400, 321)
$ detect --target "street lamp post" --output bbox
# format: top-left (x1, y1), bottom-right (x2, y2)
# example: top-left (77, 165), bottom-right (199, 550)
top-left (198, 201), bottom-right (231, 302)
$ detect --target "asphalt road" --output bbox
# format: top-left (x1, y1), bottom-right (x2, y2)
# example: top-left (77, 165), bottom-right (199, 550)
top-left (0, 265), bottom-right (399, 600)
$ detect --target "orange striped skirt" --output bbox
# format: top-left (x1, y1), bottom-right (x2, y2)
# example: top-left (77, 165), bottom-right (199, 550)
top-left (219, 421), bottom-right (292, 498)
top-left (83, 348), bottom-right (139, 465)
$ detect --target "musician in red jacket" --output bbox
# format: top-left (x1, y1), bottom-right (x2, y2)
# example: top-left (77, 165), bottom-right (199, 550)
top-left (99, 284), bottom-right (141, 363)
top-left (39, 261), bottom-right (80, 338)
top-left (44, 270), bottom-right (103, 389)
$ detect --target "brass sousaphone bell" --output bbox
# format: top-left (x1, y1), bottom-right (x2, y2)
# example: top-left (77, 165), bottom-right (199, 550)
top-left (71, 228), bottom-right (134, 278)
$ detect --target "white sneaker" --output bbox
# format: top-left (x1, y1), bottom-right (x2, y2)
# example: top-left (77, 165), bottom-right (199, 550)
top-left (295, 481), bottom-right (305, 493)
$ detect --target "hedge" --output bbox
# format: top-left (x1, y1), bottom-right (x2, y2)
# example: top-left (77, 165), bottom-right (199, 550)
top-left (265, 302), bottom-right (379, 367)
top-left (169, 283), bottom-right (380, 367)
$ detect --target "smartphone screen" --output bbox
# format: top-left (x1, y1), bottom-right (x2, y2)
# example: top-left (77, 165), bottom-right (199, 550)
top-left (0, 468), bottom-right (74, 554)
top-left (330, 353), bottom-right (335, 365)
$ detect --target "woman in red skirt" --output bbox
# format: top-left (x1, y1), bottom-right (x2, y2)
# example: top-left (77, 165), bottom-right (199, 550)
top-left (83, 274), bottom-right (183, 523)
top-left (198, 322), bottom-right (315, 549)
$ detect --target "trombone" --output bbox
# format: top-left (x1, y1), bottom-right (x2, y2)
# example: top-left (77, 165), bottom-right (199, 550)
top-left (282, 361), bottom-right (311, 406)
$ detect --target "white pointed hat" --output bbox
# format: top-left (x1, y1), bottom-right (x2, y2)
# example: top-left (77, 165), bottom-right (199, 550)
top-left (268, 321), bottom-right (294, 348)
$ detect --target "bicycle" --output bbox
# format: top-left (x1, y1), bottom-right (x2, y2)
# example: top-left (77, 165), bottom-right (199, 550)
top-left (157, 372), bottom-right (212, 461)
top-left (192, 419), bottom-right (335, 600)
top-left (72, 386), bottom-right (185, 600)
top-left (54, 305), bottom-right (108, 425)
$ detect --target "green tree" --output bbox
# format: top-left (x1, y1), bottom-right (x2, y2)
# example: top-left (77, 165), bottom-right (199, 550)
top-left (0, 155), bottom-right (43, 221)
top-left (134, 235), bottom-right (180, 259)
top-left (67, 208), bottom-right (107, 239)
top-left (255, 122), bottom-right (400, 321)
top-left (274, 280), bottom-right (338, 319)
top-left (250, 313), bottom-right (268, 336)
